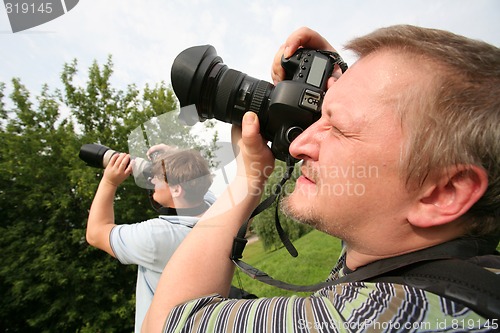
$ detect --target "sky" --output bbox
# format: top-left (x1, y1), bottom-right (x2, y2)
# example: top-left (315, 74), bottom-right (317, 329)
top-left (1, 0), bottom-right (499, 193)
top-left (1, 0), bottom-right (499, 99)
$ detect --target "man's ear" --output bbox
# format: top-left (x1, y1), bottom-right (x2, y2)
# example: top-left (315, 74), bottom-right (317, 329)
top-left (407, 165), bottom-right (488, 228)
top-left (169, 184), bottom-right (184, 199)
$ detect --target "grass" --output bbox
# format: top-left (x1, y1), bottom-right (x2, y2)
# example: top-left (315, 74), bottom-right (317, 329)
top-left (232, 230), bottom-right (342, 297)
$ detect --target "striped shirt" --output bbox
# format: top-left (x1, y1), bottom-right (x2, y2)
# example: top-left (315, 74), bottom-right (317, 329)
top-left (163, 250), bottom-right (497, 332)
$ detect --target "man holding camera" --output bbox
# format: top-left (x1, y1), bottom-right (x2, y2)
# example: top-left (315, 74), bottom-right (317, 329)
top-left (142, 25), bottom-right (500, 332)
top-left (86, 146), bottom-right (215, 332)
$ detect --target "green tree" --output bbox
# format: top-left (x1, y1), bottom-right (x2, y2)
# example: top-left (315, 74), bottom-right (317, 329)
top-left (0, 56), bottom-right (210, 331)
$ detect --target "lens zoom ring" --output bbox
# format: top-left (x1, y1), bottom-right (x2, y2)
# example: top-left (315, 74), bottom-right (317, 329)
top-left (215, 70), bottom-right (242, 119)
top-left (249, 81), bottom-right (270, 113)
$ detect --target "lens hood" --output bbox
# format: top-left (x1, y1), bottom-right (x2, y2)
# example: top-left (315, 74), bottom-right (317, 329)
top-left (171, 45), bottom-right (221, 107)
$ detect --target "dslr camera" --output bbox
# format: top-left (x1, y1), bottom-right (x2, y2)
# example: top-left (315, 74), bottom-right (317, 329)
top-left (171, 45), bottom-right (347, 161)
top-left (78, 143), bottom-right (155, 189)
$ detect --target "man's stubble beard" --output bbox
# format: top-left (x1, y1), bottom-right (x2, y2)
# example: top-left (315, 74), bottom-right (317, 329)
top-left (280, 192), bottom-right (356, 241)
top-left (280, 194), bottom-right (325, 232)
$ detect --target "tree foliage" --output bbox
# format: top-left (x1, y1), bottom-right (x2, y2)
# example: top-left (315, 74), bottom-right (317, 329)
top-left (0, 55), bottom-right (311, 331)
top-left (0, 57), bottom-right (190, 332)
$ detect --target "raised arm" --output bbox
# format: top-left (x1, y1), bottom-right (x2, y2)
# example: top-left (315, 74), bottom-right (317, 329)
top-left (142, 112), bottom-right (275, 332)
top-left (86, 153), bottom-right (132, 257)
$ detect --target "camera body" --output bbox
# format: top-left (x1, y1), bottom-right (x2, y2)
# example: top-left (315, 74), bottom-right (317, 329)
top-left (264, 49), bottom-right (345, 160)
top-left (171, 45), bottom-right (347, 161)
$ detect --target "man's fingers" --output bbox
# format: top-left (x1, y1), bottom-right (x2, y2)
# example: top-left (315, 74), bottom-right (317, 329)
top-left (241, 112), bottom-right (265, 155)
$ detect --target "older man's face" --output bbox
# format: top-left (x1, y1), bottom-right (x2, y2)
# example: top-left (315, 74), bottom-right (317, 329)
top-left (284, 50), bottom-right (419, 245)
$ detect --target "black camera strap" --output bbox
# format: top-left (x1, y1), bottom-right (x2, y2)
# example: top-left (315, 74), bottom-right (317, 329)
top-left (228, 149), bottom-right (500, 319)
top-left (148, 190), bottom-right (210, 217)
top-left (318, 50), bottom-right (348, 73)
top-left (232, 234), bottom-right (500, 319)
top-left (228, 164), bottom-right (500, 319)
top-left (231, 156), bottom-right (297, 261)
top-left (157, 203), bottom-right (210, 217)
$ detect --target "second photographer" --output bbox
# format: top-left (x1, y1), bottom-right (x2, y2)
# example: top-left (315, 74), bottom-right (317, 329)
top-left (85, 146), bottom-right (215, 333)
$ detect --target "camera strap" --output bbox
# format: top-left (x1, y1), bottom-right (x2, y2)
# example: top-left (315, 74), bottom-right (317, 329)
top-left (228, 163), bottom-right (500, 319)
top-left (231, 156), bottom-right (297, 261)
top-left (147, 190), bottom-right (210, 217)
top-left (232, 234), bottom-right (500, 319)
top-left (318, 50), bottom-right (348, 73)
top-left (157, 203), bottom-right (210, 217)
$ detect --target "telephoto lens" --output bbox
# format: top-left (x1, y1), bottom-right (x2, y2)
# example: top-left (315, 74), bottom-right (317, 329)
top-left (78, 143), bottom-right (154, 189)
top-left (78, 143), bottom-right (118, 168)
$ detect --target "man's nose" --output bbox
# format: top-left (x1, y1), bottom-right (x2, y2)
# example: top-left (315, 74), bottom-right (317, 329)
top-left (289, 120), bottom-right (322, 161)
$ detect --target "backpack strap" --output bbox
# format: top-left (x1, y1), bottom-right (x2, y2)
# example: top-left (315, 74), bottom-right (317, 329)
top-left (371, 258), bottom-right (500, 320)
top-left (233, 237), bottom-right (500, 319)
top-left (234, 236), bottom-right (496, 288)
